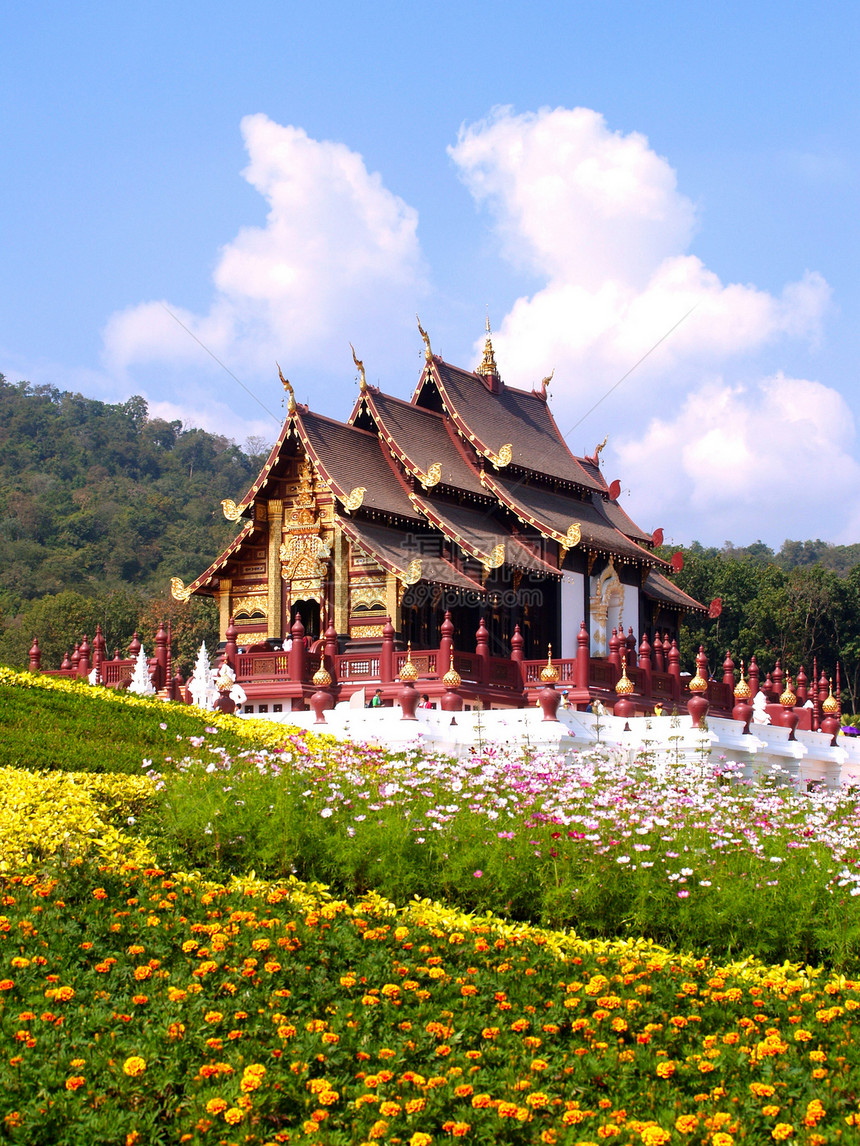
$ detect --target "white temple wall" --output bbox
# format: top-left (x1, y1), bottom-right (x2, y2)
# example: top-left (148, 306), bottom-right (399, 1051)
top-left (619, 584), bottom-right (640, 649)
top-left (560, 571), bottom-right (584, 660)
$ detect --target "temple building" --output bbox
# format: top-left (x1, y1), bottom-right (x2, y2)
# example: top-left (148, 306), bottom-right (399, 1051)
top-left (170, 320), bottom-right (705, 710)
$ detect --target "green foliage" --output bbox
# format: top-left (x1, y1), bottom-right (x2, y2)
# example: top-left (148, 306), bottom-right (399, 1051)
top-left (658, 541), bottom-right (860, 708)
top-left (0, 376), bottom-right (267, 671)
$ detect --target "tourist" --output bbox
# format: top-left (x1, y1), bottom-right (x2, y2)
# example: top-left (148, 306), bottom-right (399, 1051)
top-left (653, 701), bottom-right (664, 717)
top-left (369, 689), bottom-right (383, 708)
top-left (420, 693), bottom-right (433, 709)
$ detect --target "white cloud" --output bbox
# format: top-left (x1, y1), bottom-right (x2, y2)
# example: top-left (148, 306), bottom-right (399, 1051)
top-left (103, 114), bottom-right (426, 386)
top-left (449, 105), bottom-right (840, 542)
top-left (616, 374), bottom-right (860, 545)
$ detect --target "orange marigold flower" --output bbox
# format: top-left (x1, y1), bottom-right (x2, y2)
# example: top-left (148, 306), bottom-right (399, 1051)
top-left (526, 1091), bottom-right (549, 1109)
top-left (655, 1061), bottom-right (676, 1079)
top-left (409, 1135), bottom-right (432, 1146)
top-left (65, 1076), bottom-right (86, 1091)
top-left (454, 1084), bottom-right (474, 1098)
top-left (771, 1126), bottom-right (793, 1142)
top-left (675, 1115), bottom-right (699, 1133)
top-left (223, 1107), bottom-right (243, 1125)
top-left (122, 1056), bottom-right (146, 1078)
top-left (451, 1124), bottom-right (471, 1137)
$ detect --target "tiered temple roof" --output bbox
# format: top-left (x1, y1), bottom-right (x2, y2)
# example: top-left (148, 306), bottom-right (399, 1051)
top-left (173, 320), bottom-right (703, 652)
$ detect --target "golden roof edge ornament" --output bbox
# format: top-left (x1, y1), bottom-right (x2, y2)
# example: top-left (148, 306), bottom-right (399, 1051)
top-left (340, 486), bottom-right (366, 514)
top-left (170, 577), bottom-right (192, 602)
top-left (487, 442), bottom-right (512, 468)
top-left (277, 363), bottom-right (296, 413)
top-left (416, 314), bottom-right (433, 361)
top-left (350, 343), bottom-right (367, 393)
top-left (403, 558), bottom-right (422, 586)
top-left (539, 368), bottom-right (554, 400)
top-left (221, 498), bottom-right (243, 522)
top-left (419, 461), bottom-right (442, 490)
top-left (587, 435), bottom-right (608, 467)
top-left (482, 542), bottom-right (505, 571)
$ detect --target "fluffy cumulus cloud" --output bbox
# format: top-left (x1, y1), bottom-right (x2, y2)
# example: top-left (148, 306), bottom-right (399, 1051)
top-left (449, 106), bottom-right (845, 542)
top-left (103, 114), bottom-right (426, 396)
top-left (618, 374), bottom-right (860, 543)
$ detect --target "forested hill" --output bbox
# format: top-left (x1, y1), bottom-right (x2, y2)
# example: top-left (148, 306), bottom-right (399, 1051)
top-left (0, 375), bottom-right (269, 671)
top-left (0, 376), bottom-right (267, 605)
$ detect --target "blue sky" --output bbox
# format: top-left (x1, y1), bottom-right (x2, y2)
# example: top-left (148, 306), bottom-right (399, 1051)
top-left (2, 2), bottom-right (859, 546)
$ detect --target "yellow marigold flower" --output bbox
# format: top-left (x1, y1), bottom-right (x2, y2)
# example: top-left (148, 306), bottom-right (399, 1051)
top-left (122, 1056), bottom-right (146, 1078)
top-left (762, 1106), bottom-right (781, 1117)
top-left (526, 1091), bottom-right (549, 1109)
top-left (640, 1128), bottom-right (671, 1146)
top-left (471, 1094), bottom-right (493, 1109)
top-left (793, 1028), bottom-right (813, 1041)
top-left (369, 1121), bottom-right (388, 1140)
top-left (65, 1076), bottom-right (85, 1091)
top-left (771, 1125), bottom-right (793, 1142)
top-left (223, 1107), bottom-right (243, 1125)
top-left (204, 1011), bottom-right (222, 1024)
top-left (675, 1115), bottom-right (699, 1133)
top-left (206, 1098), bottom-right (228, 1115)
top-left (406, 1098), bottom-right (426, 1114)
top-left (409, 1134), bottom-right (432, 1146)
top-left (712, 1134), bottom-right (734, 1146)
top-left (750, 1083), bottom-right (776, 1098)
top-left (655, 1061), bottom-right (676, 1079)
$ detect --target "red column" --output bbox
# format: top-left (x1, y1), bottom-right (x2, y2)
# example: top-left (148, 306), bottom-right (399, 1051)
top-left (380, 617), bottom-right (395, 684)
top-left (638, 633), bottom-right (652, 699)
top-left (324, 620), bottom-right (339, 683)
top-left (667, 639), bottom-right (681, 702)
top-left (722, 650), bottom-right (735, 689)
top-left (224, 615), bottom-right (238, 671)
top-left (439, 610), bottom-right (454, 676)
top-left (78, 634), bottom-right (91, 678)
top-left (575, 620), bottom-right (589, 691)
top-left (749, 655), bottom-right (760, 699)
top-left (29, 637), bottom-right (41, 673)
top-left (475, 617), bottom-right (489, 686)
top-left (289, 614), bottom-right (307, 682)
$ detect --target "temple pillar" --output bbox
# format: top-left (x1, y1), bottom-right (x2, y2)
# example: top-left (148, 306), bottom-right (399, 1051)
top-left (267, 499), bottom-right (284, 642)
top-left (218, 580), bottom-right (232, 643)
top-left (333, 530), bottom-right (350, 637)
top-left (385, 570), bottom-right (401, 634)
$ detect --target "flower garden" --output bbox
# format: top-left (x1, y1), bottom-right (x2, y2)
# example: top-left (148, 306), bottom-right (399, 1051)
top-left (1, 667), bottom-right (860, 1144)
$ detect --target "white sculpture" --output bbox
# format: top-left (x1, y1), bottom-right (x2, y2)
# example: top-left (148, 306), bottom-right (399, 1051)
top-left (752, 689), bottom-right (772, 725)
top-left (129, 645), bottom-right (155, 696)
top-left (188, 643), bottom-right (219, 710)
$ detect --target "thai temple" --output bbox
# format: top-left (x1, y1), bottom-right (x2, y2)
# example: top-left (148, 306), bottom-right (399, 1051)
top-left (165, 318), bottom-right (712, 714)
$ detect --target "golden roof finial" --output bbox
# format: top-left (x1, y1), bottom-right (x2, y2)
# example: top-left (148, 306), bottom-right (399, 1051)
top-left (277, 363), bottom-right (296, 413)
top-left (615, 654), bottom-right (634, 695)
top-left (734, 659), bottom-right (751, 700)
top-left (540, 643), bottom-right (560, 684)
top-left (477, 313), bottom-right (498, 377)
top-left (539, 368), bottom-right (554, 400)
top-left (416, 314), bottom-right (433, 362)
top-left (350, 343), bottom-right (367, 393)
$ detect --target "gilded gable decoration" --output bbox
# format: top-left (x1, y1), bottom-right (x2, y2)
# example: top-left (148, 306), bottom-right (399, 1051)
top-left (221, 498), bottom-right (243, 521)
top-left (279, 458), bottom-right (332, 607)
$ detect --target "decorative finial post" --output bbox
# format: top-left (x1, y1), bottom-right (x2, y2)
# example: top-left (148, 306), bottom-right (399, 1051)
top-left (477, 316), bottom-right (499, 381)
top-left (539, 644), bottom-right (562, 722)
top-left (732, 660), bottom-right (753, 734)
top-left (398, 641), bottom-right (420, 720)
top-left (350, 344), bottom-right (367, 393)
top-left (416, 314), bottom-right (433, 361)
top-left (277, 363), bottom-right (297, 413)
top-left (613, 653), bottom-right (635, 725)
